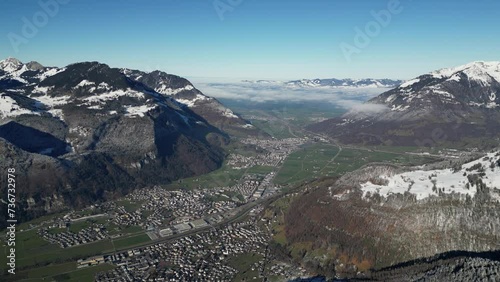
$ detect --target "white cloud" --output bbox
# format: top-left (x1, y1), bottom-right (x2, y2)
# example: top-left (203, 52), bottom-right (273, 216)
top-left (348, 103), bottom-right (389, 114)
top-left (192, 81), bottom-right (391, 110)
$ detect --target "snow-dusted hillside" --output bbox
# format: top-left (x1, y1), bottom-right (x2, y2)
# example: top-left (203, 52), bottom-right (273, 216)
top-left (361, 152), bottom-right (500, 200)
top-left (121, 68), bottom-right (256, 135)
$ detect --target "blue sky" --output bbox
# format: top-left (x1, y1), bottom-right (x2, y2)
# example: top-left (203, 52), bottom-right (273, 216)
top-left (1, 0), bottom-right (499, 80)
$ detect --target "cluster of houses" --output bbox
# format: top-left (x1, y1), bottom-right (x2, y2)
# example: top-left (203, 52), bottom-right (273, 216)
top-left (38, 223), bottom-right (107, 248)
top-left (94, 219), bottom-right (269, 281)
top-left (227, 137), bottom-right (308, 170)
top-left (110, 205), bottom-right (143, 227)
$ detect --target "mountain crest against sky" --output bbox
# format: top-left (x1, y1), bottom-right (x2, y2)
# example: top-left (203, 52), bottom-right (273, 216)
top-left (308, 61), bottom-right (500, 146)
top-left (371, 61), bottom-right (500, 114)
top-left (0, 57), bottom-right (256, 135)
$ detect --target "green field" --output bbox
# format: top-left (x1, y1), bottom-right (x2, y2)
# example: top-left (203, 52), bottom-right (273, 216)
top-left (0, 224), bottom-right (115, 270)
top-left (116, 199), bottom-right (144, 212)
top-left (0, 231), bottom-right (115, 280)
top-left (68, 220), bottom-right (92, 233)
top-left (171, 164), bottom-right (246, 190)
top-left (274, 144), bottom-right (437, 186)
top-left (250, 119), bottom-right (299, 139)
top-left (113, 234), bottom-right (151, 250)
top-left (10, 261), bottom-right (114, 281)
top-left (0, 225), bottom-right (150, 280)
top-left (51, 264), bottom-right (116, 282)
top-left (246, 165), bottom-right (275, 174)
top-left (16, 211), bottom-right (67, 232)
top-left (274, 143), bottom-right (341, 185)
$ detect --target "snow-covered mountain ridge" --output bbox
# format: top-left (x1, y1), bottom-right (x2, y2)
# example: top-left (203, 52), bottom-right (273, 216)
top-left (374, 61), bottom-right (500, 112)
top-left (242, 78), bottom-right (403, 89)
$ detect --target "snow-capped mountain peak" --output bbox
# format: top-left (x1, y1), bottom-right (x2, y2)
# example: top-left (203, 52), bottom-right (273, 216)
top-left (431, 61), bottom-right (500, 80)
top-left (400, 61), bottom-right (500, 90)
top-left (0, 57), bottom-right (24, 73)
top-left (0, 58), bottom-right (255, 136)
top-left (376, 61), bottom-right (500, 112)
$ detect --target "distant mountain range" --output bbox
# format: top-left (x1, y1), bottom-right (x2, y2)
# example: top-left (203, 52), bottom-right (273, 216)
top-left (0, 57), bottom-right (254, 226)
top-left (242, 78), bottom-right (403, 89)
top-left (309, 61), bottom-right (500, 147)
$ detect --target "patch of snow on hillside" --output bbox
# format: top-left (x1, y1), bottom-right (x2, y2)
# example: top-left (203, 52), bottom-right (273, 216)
top-left (391, 104), bottom-right (410, 111)
top-left (69, 126), bottom-right (91, 137)
top-left (222, 108), bottom-right (238, 118)
top-left (124, 105), bottom-right (156, 118)
top-left (38, 67), bottom-right (65, 81)
top-left (385, 94), bottom-right (397, 103)
top-left (176, 94), bottom-right (209, 107)
top-left (0, 94), bottom-right (38, 117)
top-left (448, 74), bottom-right (461, 82)
top-left (32, 86), bottom-right (54, 94)
top-left (89, 82), bottom-right (111, 92)
top-left (155, 84), bottom-right (195, 95)
top-left (81, 89), bottom-right (145, 105)
top-left (400, 78), bottom-right (420, 88)
top-left (75, 80), bottom-right (95, 88)
top-left (429, 88), bottom-right (455, 99)
top-left (339, 118), bottom-right (355, 126)
top-left (9, 65), bottom-right (28, 79)
top-left (361, 152), bottom-right (500, 200)
top-left (48, 109), bottom-right (64, 120)
top-left (35, 95), bottom-right (71, 107)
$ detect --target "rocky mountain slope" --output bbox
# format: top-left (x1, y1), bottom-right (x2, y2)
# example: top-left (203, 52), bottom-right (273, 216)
top-left (284, 150), bottom-right (500, 277)
top-left (122, 68), bottom-right (258, 136)
top-left (308, 61), bottom-right (500, 146)
top-left (0, 57), bottom-right (247, 226)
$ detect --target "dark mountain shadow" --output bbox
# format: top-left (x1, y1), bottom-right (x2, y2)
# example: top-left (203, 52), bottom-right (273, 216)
top-left (0, 121), bottom-right (70, 157)
top-left (0, 78), bottom-right (25, 89)
top-left (376, 250), bottom-right (500, 272)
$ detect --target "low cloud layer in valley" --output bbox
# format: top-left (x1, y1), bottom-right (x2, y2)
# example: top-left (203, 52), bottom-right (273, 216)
top-left (191, 80), bottom-right (393, 110)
